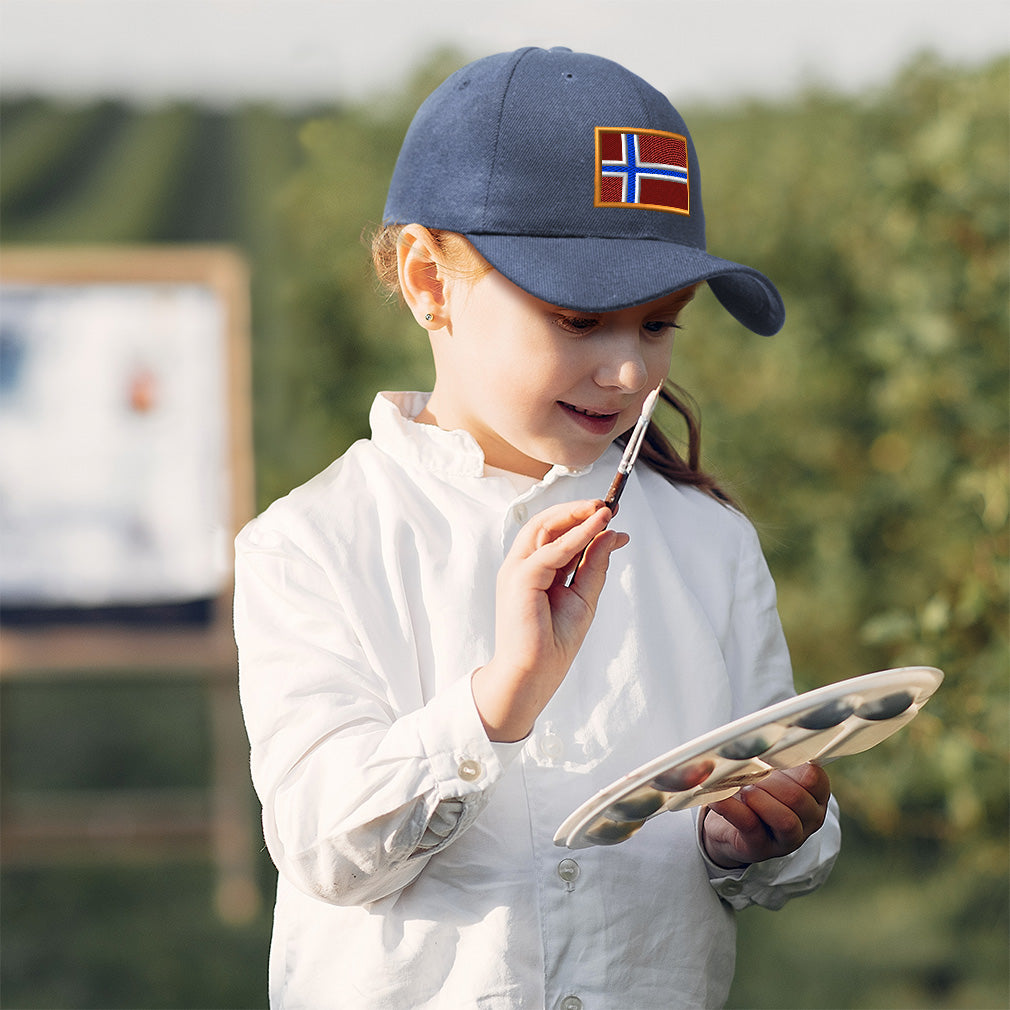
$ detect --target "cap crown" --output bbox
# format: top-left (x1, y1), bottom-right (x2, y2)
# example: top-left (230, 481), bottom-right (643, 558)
top-left (384, 47), bottom-right (707, 250)
top-left (383, 47), bottom-right (784, 335)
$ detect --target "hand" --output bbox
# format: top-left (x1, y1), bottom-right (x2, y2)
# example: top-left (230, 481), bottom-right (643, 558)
top-left (471, 499), bottom-right (628, 742)
top-left (700, 763), bottom-right (831, 869)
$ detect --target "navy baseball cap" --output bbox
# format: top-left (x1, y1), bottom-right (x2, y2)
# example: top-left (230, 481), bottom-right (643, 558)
top-left (383, 46), bottom-right (785, 336)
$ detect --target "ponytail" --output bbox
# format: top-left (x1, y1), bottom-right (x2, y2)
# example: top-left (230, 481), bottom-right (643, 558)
top-left (619, 383), bottom-right (739, 510)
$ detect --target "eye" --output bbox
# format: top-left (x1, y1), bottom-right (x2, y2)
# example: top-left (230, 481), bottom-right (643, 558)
top-left (642, 320), bottom-right (682, 336)
top-left (554, 314), bottom-right (601, 334)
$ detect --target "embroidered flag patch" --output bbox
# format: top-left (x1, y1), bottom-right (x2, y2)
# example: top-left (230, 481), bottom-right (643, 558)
top-left (595, 128), bottom-right (690, 215)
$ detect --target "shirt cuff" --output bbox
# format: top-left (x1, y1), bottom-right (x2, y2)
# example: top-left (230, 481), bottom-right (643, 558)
top-left (694, 800), bottom-right (841, 910)
top-left (411, 674), bottom-right (526, 855)
top-left (415, 671), bottom-right (525, 802)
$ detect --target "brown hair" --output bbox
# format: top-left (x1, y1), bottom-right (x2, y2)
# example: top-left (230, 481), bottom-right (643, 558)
top-left (368, 223), bottom-right (738, 508)
top-left (625, 385), bottom-right (738, 507)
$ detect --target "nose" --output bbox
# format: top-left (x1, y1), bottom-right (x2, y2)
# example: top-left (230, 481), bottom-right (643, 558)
top-left (593, 329), bottom-right (648, 393)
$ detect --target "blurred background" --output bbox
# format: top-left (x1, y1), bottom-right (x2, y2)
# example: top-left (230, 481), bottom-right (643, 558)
top-left (1, 1), bottom-right (1008, 1007)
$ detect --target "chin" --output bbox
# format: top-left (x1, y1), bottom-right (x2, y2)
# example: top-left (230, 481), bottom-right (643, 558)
top-left (552, 446), bottom-right (611, 472)
top-left (515, 436), bottom-right (611, 477)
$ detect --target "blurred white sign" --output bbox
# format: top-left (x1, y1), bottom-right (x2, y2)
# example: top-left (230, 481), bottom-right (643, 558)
top-left (0, 282), bottom-right (230, 608)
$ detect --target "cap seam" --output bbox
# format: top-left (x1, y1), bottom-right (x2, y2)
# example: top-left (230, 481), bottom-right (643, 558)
top-left (480, 49), bottom-right (534, 229)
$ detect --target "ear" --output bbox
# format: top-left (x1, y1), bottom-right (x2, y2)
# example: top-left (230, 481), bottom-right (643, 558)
top-left (397, 224), bottom-right (448, 329)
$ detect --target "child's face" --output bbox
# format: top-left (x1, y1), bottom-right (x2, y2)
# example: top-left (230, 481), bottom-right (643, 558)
top-left (426, 268), bottom-right (694, 478)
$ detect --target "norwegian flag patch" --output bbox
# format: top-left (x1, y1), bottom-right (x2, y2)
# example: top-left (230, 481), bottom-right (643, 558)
top-left (595, 128), bottom-right (690, 215)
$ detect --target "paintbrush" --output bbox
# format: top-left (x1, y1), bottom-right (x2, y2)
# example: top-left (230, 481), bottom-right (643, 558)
top-left (602, 382), bottom-right (662, 512)
top-left (566, 382), bottom-right (662, 586)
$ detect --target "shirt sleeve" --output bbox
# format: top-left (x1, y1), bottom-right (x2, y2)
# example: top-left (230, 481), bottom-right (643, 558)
top-left (695, 796), bottom-right (841, 910)
top-left (234, 521), bottom-right (520, 907)
top-left (696, 515), bottom-right (842, 909)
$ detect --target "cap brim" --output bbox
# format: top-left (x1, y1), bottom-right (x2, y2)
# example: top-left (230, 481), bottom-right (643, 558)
top-left (465, 234), bottom-right (785, 336)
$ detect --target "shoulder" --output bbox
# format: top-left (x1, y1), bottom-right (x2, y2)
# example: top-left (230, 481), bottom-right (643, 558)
top-left (637, 466), bottom-right (757, 546)
top-left (630, 466), bottom-right (772, 598)
top-left (236, 438), bottom-right (387, 556)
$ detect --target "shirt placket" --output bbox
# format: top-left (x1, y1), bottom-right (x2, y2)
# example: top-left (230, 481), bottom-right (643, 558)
top-left (493, 474), bottom-right (603, 1007)
top-left (522, 734), bottom-right (606, 1010)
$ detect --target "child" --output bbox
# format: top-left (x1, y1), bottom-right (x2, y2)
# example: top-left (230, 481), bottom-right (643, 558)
top-left (236, 46), bottom-right (840, 1010)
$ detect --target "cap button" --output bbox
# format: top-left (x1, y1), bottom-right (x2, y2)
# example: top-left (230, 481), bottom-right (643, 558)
top-left (549, 46), bottom-right (573, 53)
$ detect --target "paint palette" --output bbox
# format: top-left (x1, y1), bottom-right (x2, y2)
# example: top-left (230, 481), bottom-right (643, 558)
top-left (554, 666), bottom-right (943, 850)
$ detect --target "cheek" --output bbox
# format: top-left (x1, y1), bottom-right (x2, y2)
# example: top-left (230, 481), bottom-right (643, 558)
top-left (645, 340), bottom-right (675, 379)
top-left (494, 338), bottom-right (572, 393)
top-left (469, 355), bottom-right (544, 423)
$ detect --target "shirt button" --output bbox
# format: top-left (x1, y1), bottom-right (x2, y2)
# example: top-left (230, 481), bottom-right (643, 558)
top-left (721, 879), bottom-right (743, 895)
top-left (457, 759), bottom-right (482, 782)
top-left (514, 504), bottom-right (529, 523)
top-left (559, 997), bottom-right (583, 1010)
top-left (540, 733), bottom-right (564, 760)
top-left (557, 858), bottom-right (581, 884)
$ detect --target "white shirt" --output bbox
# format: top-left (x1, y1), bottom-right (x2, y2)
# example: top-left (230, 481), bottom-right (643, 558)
top-left (235, 391), bottom-right (840, 1010)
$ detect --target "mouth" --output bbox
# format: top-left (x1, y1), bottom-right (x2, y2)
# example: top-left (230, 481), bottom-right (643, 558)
top-left (558, 401), bottom-right (623, 435)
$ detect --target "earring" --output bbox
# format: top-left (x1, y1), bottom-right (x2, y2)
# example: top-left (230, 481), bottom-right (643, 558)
top-left (424, 313), bottom-right (433, 322)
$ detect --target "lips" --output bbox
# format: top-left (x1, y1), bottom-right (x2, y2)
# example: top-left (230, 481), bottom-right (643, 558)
top-left (564, 403), bottom-right (615, 418)
top-left (559, 400), bottom-right (622, 435)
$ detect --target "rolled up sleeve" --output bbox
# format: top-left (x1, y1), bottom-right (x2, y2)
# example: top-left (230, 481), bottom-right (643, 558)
top-left (235, 522), bottom-right (519, 907)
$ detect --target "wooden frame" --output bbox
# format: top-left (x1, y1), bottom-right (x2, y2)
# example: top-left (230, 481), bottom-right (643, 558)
top-left (0, 246), bottom-right (260, 923)
top-left (0, 245), bottom-right (254, 675)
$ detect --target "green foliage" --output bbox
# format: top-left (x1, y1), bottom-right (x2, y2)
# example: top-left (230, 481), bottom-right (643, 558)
top-left (1, 679), bottom-right (212, 790)
top-left (10, 104), bottom-right (203, 241)
top-left (1, 100), bottom-right (127, 226)
top-left (729, 825), bottom-right (1010, 1009)
top-left (675, 63), bottom-right (1010, 1009)
top-left (675, 55), bottom-right (1009, 859)
top-left (257, 52), bottom-right (465, 501)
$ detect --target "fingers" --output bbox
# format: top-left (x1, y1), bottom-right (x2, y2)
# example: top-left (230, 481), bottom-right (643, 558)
top-left (704, 764), bottom-right (831, 865)
top-left (744, 766), bottom-right (828, 826)
top-left (512, 500), bottom-right (609, 555)
top-left (565, 528), bottom-right (630, 605)
top-left (507, 501), bottom-right (615, 589)
top-left (737, 767), bottom-right (827, 835)
top-left (782, 762), bottom-right (832, 806)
